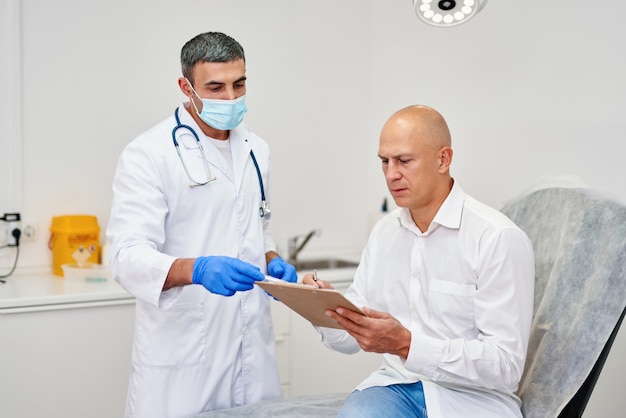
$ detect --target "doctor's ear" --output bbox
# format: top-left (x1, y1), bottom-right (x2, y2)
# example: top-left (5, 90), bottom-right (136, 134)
top-left (178, 77), bottom-right (194, 97)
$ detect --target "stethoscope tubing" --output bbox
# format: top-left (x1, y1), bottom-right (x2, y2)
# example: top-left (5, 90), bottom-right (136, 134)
top-left (172, 108), bottom-right (270, 218)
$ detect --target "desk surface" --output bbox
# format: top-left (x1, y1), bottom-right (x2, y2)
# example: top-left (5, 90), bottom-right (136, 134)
top-left (0, 271), bottom-right (133, 309)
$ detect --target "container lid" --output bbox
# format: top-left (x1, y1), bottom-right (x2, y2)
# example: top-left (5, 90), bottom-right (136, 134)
top-left (50, 215), bottom-right (100, 233)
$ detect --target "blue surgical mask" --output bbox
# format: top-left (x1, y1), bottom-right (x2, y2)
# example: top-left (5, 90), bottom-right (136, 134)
top-left (187, 80), bottom-right (247, 130)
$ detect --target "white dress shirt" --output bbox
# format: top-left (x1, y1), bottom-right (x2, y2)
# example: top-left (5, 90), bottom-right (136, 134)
top-left (319, 181), bottom-right (535, 418)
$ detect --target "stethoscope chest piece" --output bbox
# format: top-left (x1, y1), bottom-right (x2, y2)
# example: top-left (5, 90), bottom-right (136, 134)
top-left (259, 201), bottom-right (271, 219)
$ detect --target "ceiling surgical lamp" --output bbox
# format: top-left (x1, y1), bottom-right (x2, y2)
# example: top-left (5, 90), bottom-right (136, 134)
top-left (412, 0), bottom-right (487, 27)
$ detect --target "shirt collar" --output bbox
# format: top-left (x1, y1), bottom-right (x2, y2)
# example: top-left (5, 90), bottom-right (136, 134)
top-left (397, 179), bottom-right (465, 234)
top-left (432, 179), bottom-right (464, 230)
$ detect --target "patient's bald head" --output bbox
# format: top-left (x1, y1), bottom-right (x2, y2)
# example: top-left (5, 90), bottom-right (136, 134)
top-left (384, 105), bottom-right (451, 149)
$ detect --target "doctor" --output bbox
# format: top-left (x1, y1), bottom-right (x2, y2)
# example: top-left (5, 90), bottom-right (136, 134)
top-left (107, 32), bottom-right (296, 418)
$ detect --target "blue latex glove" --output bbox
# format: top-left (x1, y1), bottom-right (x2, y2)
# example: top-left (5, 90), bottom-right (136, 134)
top-left (267, 257), bottom-right (297, 283)
top-left (192, 256), bottom-right (265, 296)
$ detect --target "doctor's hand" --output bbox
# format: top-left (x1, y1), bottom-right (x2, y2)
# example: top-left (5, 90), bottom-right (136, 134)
top-left (192, 256), bottom-right (265, 296)
top-left (267, 257), bottom-right (297, 283)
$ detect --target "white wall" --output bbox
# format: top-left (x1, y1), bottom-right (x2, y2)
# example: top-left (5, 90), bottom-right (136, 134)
top-left (367, 1), bottom-right (626, 208)
top-left (0, 0), bottom-right (624, 414)
top-left (2, 0), bottom-right (625, 269)
top-left (0, 0), bottom-right (22, 234)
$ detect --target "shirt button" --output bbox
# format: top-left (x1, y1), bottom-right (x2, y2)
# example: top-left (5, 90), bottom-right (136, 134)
top-left (412, 271), bottom-right (418, 278)
top-left (417, 238), bottom-right (423, 243)
top-left (410, 304), bottom-right (416, 313)
top-left (243, 327), bottom-right (249, 335)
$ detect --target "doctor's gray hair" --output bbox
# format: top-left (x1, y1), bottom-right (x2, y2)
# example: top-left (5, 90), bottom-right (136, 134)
top-left (181, 32), bottom-right (246, 84)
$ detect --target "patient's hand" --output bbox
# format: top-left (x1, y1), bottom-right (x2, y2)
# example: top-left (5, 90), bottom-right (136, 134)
top-left (301, 272), bottom-right (333, 289)
top-left (329, 307), bottom-right (411, 360)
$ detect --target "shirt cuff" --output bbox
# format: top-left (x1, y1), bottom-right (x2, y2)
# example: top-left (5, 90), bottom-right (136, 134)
top-left (317, 326), bottom-right (361, 354)
top-left (404, 327), bottom-right (447, 376)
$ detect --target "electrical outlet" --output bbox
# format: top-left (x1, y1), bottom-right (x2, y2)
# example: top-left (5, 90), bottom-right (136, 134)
top-left (21, 224), bottom-right (37, 242)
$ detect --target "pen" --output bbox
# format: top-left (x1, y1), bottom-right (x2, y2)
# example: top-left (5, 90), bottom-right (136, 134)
top-left (313, 269), bottom-right (319, 288)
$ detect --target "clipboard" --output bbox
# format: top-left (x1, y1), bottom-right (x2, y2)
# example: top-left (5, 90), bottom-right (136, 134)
top-left (256, 278), bottom-right (364, 329)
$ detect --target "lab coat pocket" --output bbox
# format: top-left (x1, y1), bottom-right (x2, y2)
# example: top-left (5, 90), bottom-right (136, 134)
top-left (136, 301), bottom-right (206, 367)
top-left (428, 279), bottom-right (476, 335)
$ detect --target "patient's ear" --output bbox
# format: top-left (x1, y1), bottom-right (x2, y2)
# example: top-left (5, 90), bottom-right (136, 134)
top-left (438, 146), bottom-right (453, 172)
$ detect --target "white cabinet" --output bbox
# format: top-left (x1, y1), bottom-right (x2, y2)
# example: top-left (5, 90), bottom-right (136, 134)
top-left (0, 274), bottom-right (135, 418)
top-left (289, 307), bottom-right (381, 396)
top-left (0, 300), bottom-right (135, 418)
top-left (270, 298), bottom-right (292, 396)
top-left (270, 273), bottom-right (381, 397)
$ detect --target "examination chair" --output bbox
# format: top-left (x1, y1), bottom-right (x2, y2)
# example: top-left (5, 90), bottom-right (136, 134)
top-left (501, 186), bottom-right (626, 418)
top-left (190, 186), bottom-right (626, 418)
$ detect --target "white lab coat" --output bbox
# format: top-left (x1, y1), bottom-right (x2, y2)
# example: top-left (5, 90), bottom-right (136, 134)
top-left (107, 103), bottom-right (282, 418)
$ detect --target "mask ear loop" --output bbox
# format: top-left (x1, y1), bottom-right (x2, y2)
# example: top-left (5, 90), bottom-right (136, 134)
top-left (185, 78), bottom-right (203, 115)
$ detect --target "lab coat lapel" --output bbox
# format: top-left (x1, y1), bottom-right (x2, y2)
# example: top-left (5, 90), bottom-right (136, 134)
top-left (229, 126), bottom-right (253, 194)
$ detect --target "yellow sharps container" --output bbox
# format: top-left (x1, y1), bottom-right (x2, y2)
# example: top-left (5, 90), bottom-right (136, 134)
top-left (49, 215), bottom-right (101, 276)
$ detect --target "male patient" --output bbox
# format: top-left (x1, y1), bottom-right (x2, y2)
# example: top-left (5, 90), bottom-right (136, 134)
top-left (304, 105), bottom-right (535, 418)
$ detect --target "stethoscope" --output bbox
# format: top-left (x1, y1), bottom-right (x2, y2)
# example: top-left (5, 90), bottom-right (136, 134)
top-left (172, 108), bottom-right (271, 218)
